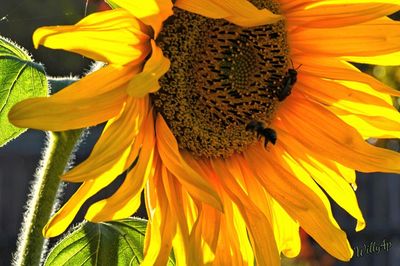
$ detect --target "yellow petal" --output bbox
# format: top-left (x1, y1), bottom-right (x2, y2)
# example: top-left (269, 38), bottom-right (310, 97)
top-left (156, 114), bottom-right (223, 211)
top-left (296, 76), bottom-right (400, 127)
top-left (161, 166), bottom-right (191, 264)
top-left (345, 51), bottom-right (400, 66)
top-left (10, 86), bottom-right (126, 131)
top-left (162, 168), bottom-right (194, 232)
top-left (43, 175), bottom-right (116, 237)
top-left (215, 194), bottom-right (255, 265)
top-left (212, 158), bottom-right (280, 266)
top-left (274, 139), bottom-right (365, 232)
top-left (270, 200), bottom-right (301, 258)
top-left (291, 17), bottom-right (400, 57)
top-left (181, 156), bottom-right (222, 264)
top-left (85, 111), bottom-right (156, 222)
top-left (278, 94), bottom-right (400, 173)
top-left (110, 0), bottom-right (173, 36)
top-left (338, 114), bottom-right (400, 139)
top-left (314, 0), bottom-right (400, 5)
top-left (142, 171), bottom-right (176, 266)
top-left (337, 79), bottom-right (395, 106)
top-left (286, 3), bottom-right (400, 28)
top-left (271, 147), bottom-right (340, 227)
top-left (185, 157), bottom-right (255, 264)
top-left (188, 204), bottom-right (220, 265)
top-left (231, 156), bottom-right (273, 223)
top-left (9, 64), bottom-right (140, 131)
top-left (86, 150), bottom-right (155, 222)
top-left (235, 156), bottom-right (301, 258)
top-left (54, 64), bottom-right (140, 99)
top-left (33, 9), bottom-right (151, 65)
top-left (305, 157), bottom-right (365, 231)
top-left (294, 55), bottom-right (400, 99)
top-left (335, 162), bottom-right (357, 187)
top-left (62, 98), bottom-right (147, 183)
top-left (170, 187), bottom-right (199, 266)
top-left (245, 145), bottom-right (353, 261)
top-left (127, 40), bottom-right (170, 97)
top-left (175, 0), bottom-right (282, 27)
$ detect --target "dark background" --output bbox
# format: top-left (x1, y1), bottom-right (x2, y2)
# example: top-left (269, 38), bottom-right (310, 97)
top-left (1, 1), bottom-right (400, 265)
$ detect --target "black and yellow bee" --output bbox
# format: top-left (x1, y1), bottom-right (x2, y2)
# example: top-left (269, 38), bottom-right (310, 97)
top-left (245, 120), bottom-right (277, 148)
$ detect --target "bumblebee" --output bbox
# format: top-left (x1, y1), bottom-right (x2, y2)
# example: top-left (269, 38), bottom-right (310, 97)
top-left (245, 120), bottom-right (277, 148)
top-left (277, 62), bottom-right (301, 101)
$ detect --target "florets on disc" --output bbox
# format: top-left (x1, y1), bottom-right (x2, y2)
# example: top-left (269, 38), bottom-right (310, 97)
top-left (152, 1), bottom-right (290, 158)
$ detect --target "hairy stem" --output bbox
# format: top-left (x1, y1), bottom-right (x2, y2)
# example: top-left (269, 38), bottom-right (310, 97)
top-left (13, 129), bottom-right (82, 266)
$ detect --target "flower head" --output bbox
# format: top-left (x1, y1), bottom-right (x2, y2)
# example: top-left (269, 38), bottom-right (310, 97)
top-left (9, 0), bottom-right (400, 265)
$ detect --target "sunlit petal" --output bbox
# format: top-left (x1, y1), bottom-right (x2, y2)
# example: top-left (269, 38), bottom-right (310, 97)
top-left (286, 3), bottom-right (400, 28)
top-left (9, 64), bottom-right (140, 130)
top-left (110, 0), bottom-right (173, 35)
top-left (291, 17), bottom-right (400, 57)
top-left (33, 9), bottom-right (151, 65)
top-left (127, 40), bottom-right (170, 97)
top-left (156, 115), bottom-right (223, 211)
top-left (175, 0), bottom-right (282, 27)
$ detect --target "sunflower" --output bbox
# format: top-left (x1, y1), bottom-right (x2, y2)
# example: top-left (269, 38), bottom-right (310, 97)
top-left (9, 0), bottom-right (400, 265)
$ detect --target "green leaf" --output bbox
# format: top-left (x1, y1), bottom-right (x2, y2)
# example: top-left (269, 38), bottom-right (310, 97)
top-left (0, 36), bottom-right (47, 147)
top-left (44, 217), bottom-right (176, 266)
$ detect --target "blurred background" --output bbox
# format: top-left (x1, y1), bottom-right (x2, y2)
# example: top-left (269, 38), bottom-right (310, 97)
top-left (1, 1), bottom-right (400, 265)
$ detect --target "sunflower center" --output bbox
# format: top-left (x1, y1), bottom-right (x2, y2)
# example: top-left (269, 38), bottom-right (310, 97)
top-left (152, 1), bottom-right (289, 158)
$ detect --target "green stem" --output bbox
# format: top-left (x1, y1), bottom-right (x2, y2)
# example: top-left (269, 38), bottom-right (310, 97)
top-left (13, 129), bottom-right (82, 266)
